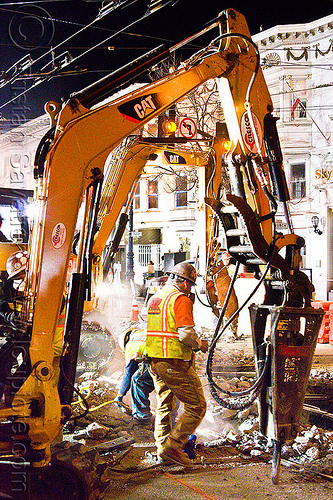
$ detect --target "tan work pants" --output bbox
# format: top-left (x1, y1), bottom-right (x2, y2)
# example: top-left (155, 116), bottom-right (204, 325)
top-left (149, 358), bottom-right (206, 452)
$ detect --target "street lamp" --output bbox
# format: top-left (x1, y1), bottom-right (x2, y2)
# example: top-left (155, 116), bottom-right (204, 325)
top-left (311, 215), bottom-right (322, 235)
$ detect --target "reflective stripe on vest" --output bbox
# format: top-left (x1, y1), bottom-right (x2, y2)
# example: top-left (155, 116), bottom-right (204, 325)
top-left (146, 286), bottom-right (192, 359)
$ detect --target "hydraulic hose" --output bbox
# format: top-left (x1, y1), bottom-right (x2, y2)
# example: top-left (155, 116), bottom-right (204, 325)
top-left (206, 216), bottom-right (278, 409)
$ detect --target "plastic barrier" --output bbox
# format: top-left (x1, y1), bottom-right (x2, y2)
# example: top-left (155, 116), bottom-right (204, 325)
top-left (311, 301), bottom-right (331, 343)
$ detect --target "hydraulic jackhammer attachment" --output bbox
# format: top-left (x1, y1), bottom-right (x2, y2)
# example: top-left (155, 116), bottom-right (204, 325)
top-left (250, 304), bottom-right (325, 483)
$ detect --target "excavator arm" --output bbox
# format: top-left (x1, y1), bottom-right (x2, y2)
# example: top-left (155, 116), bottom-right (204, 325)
top-left (1, 7), bottom-right (262, 467)
top-left (0, 8), bottom-right (324, 492)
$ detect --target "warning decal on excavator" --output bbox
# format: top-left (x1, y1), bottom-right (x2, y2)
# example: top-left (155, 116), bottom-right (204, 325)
top-left (51, 222), bottom-right (66, 249)
top-left (117, 93), bottom-right (162, 123)
top-left (240, 111), bottom-right (263, 153)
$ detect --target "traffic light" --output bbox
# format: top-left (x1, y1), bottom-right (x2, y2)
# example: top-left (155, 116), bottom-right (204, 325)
top-left (163, 118), bottom-right (177, 135)
top-left (215, 122), bottom-right (231, 152)
top-left (158, 107), bottom-right (178, 138)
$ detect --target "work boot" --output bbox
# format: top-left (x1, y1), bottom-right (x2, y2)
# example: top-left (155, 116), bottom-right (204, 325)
top-left (132, 416), bottom-right (152, 428)
top-left (145, 451), bottom-right (173, 465)
top-left (158, 446), bottom-right (195, 467)
top-left (132, 414), bottom-right (155, 429)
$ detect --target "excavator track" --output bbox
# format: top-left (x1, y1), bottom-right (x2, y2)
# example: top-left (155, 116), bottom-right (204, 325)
top-left (0, 442), bottom-right (109, 500)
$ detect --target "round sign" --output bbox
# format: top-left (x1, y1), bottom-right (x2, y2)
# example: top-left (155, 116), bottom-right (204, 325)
top-left (240, 112), bottom-right (263, 153)
top-left (51, 222), bottom-right (66, 249)
top-left (179, 118), bottom-right (197, 139)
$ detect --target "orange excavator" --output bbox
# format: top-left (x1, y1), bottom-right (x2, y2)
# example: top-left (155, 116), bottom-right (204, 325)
top-left (0, 8), bottom-right (324, 497)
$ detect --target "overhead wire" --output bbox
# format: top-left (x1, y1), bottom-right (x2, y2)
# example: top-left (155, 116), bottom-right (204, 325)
top-left (0, 0), bottom-right (204, 110)
top-left (0, 0), bottom-right (70, 4)
top-left (0, 4), bottom-right (331, 109)
top-left (0, 0), bottom-right (141, 90)
top-left (0, 1), bottom-right (182, 58)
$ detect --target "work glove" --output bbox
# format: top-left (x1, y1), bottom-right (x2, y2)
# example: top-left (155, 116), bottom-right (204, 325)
top-left (198, 339), bottom-right (209, 353)
top-left (114, 394), bottom-right (132, 415)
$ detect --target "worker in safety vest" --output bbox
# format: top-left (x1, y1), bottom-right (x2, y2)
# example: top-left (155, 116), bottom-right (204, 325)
top-left (146, 261), bottom-right (208, 467)
top-left (1, 251), bottom-right (74, 396)
top-left (0, 250), bottom-right (29, 400)
top-left (116, 327), bottom-right (155, 426)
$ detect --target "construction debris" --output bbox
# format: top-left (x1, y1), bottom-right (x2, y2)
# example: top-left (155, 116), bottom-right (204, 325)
top-left (52, 332), bottom-right (333, 492)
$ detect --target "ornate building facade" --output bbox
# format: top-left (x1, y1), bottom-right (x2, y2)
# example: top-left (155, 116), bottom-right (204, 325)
top-left (253, 13), bottom-right (333, 298)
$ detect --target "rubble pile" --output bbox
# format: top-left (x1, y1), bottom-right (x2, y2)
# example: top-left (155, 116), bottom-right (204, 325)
top-left (58, 343), bottom-right (333, 481)
top-left (201, 402), bottom-right (333, 476)
top-left (61, 369), bottom-right (155, 449)
top-left (201, 354), bottom-right (333, 478)
top-left (308, 367), bottom-right (333, 392)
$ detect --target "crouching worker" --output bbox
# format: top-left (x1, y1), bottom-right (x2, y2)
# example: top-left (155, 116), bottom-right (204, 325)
top-left (117, 327), bottom-right (154, 426)
top-left (146, 262), bottom-right (208, 467)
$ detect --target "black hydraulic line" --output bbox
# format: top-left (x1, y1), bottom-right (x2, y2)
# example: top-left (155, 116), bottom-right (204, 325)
top-left (71, 15), bottom-right (223, 109)
top-left (215, 343), bottom-right (270, 397)
top-left (58, 273), bottom-right (87, 406)
top-left (194, 288), bottom-right (212, 308)
top-left (33, 126), bottom-right (55, 179)
top-left (211, 260), bottom-right (240, 344)
top-left (209, 379), bottom-right (259, 411)
top-left (204, 260), bottom-right (270, 407)
top-left (206, 261), bottom-right (270, 387)
top-left (206, 214), bottom-right (278, 408)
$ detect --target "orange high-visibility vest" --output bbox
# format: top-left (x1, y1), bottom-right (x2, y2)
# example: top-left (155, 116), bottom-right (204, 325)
top-left (146, 286), bottom-right (192, 360)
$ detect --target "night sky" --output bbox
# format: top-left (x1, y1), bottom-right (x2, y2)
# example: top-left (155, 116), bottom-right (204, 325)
top-left (0, 0), bottom-right (332, 121)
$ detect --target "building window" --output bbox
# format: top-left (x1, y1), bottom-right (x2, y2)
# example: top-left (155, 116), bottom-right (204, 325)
top-left (138, 244), bottom-right (152, 266)
top-left (290, 163), bottom-right (306, 199)
top-left (133, 181), bottom-right (140, 210)
top-left (299, 101), bottom-right (307, 118)
top-left (291, 98), bottom-right (307, 120)
top-left (179, 236), bottom-right (191, 253)
top-left (148, 180), bottom-right (158, 209)
top-left (137, 243), bottom-right (161, 268)
top-left (175, 176), bottom-right (187, 207)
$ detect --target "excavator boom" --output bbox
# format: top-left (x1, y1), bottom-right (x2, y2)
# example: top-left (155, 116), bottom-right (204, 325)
top-left (0, 8), bottom-right (324, 493)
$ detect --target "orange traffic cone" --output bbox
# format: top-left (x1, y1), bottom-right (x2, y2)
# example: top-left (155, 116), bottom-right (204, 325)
top-left (130, 296), bottom-right (139, 321)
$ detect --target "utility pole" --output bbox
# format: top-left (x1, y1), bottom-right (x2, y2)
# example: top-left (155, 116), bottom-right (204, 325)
top-left (126, 201), bottom-right (135, 281)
